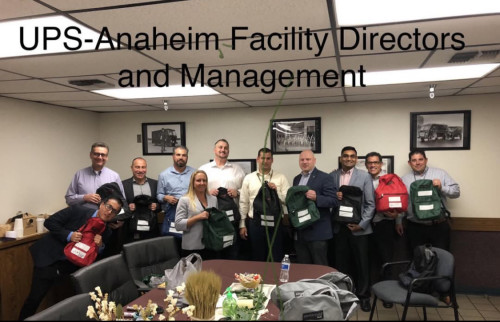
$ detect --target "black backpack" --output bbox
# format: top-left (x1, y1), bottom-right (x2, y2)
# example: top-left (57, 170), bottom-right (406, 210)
top-left (333, 185), bottom-right (362, 224)
top-left (252, 181), bottom-right (283, 228)
top-left (399, 244), bottom-right (439, 293)
top-left (216, 187), bottom-right (241, 227)
top-left (129, 195), bottom-right (157, 233)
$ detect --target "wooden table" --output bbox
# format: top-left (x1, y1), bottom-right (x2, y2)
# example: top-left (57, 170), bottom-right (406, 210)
top-left (127, 259), bottom-right (336, 320)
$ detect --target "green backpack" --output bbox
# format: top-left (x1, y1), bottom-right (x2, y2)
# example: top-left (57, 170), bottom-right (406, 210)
top-left (202, 207), bottom-right (235, 251)
top-left (285, 186), bottom-right (320, 229)
top-left (410, 179), bottom-right (450, 221)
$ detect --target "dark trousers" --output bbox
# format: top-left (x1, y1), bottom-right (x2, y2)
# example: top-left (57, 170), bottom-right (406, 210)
top-left (335, 225), bottom-right (371, 299)
top-left (406, 219), bottom-right (450, 255)
top-left (371, 220), bottom-right (397, 281)
top-left (19, 260), bottom-right (79, 320)
top-left (294, 239), bottom-right (329, 265)
top-left (247, 218), bottom-right (284, 262)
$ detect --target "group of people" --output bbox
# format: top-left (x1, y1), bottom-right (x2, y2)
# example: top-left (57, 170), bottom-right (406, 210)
top-left (20, 140), bottom-right (460, 318)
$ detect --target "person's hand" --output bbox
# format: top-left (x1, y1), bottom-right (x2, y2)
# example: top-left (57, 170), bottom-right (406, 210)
top-left (347, 223), bottom-right (362, 232)
top-left (336, 191), bottom-right (343, 200)
top-left (432, 179), bottom-right (442, 190)
top-left (395, 223), bottom-right (404, 236)
top-left (108, 221), bottom-right (124, 229)
top-left (209, 189), bottom-right (219, 196)
top-left (228, 188), bottom-right (239, 197)
top-left (383, 210), bottom-right (399, 219)
top-left (164, 195), bottom-right (178, 205)
top-left (128, 203), bottom-right (136, 211)
top-left (149, 203), bottom-right (157, 211)
top-left (198, 210), bottom-right (210, 221)
top-left (240, 227), bottom-right (248, 240)
top-left (305, 189), bottom-right (317, 201)
top-left (83, 193), bottom-right (101, 204)
top-left (94, 234), bottom-right (103, 247)
top-left (267, 183), bottom-right (277, 190)
top-left (71, 231), bottom-right (82, 242)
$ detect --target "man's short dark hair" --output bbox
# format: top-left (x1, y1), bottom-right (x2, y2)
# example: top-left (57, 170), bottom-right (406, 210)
top-left (173, 145), bottom-right (189, 154)
top-left (341, 146), bottom-right (357, 155)
top-left (409, 149), bottom-right (427, 161)
top-left (257, 147), bottom-right (272, 157)
top-left (91, 142), bottom-right (109, 152)
top-left (103, 194), bottom-right (124, 208)
top-left (365, 151), bottom-right (382, 162)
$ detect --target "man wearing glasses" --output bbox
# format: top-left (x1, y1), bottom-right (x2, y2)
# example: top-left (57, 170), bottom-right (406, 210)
top-left (19, 195), bottom-right (124, 320)
top-left (65, 142), bottom-right (125, 211)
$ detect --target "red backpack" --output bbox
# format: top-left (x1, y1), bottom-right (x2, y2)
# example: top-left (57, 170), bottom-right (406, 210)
top-left (375, 174), bottom-right (408, 213)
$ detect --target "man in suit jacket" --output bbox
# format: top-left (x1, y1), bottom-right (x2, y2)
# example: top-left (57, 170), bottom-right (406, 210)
top-left (19, 195), bottom-right (123, 320)
top-left (330, 146), bottom-right (375, 312)
top-left (121, 157), bottom-right (159, 245)
top-left (292, 150), bottom-right (337, 265)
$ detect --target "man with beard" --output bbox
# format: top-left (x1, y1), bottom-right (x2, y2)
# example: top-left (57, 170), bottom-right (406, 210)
top-left (157, 146), bottom-right (195, 254)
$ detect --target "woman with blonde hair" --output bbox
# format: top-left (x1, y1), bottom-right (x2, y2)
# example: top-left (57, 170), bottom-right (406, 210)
top-left (175, 170), bottom-right (217, 258)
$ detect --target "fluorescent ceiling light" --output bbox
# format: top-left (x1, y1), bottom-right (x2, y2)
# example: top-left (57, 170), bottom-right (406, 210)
top-left (346, 63), bottom-right (499, 86)
top-left (93, 84), bottom-right (220, 99)
top-left (336, 0), bottom-right (500, 26)
top-left (0, 16), bottom-right (114, 58)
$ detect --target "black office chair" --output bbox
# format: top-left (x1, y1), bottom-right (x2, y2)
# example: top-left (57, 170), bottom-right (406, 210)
top-left (70, 254), bottom-right (139, 307)
top-left (369, 247), bottom-right (459, 321)
top-left (24, 293), bottom-right (92, 321)
top-left (122, 235), bottom-right (180, 291)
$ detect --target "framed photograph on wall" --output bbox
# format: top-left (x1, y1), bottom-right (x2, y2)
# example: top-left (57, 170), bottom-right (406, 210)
top-left (410, 110), bottom-right (471, 151)
top-left (338, 155), bottom-right (394, 175)
top-left (142, 122), bottom-right (186, 155)
top-left (270, 117), bottom-right (321, 154)
top-left (210, 159), bottom-right (256, 176)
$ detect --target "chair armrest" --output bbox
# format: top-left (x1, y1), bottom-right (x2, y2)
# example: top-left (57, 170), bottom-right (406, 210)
top-left (381, 260), bottom-right (411, 276)
top-left (133, 279), bottom-right (152, 292)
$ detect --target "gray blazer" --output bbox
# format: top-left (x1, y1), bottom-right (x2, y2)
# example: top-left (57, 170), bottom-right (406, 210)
top-left (175, 194), bottom-right (217, 250)
top-left (330, 167), bottom-right (375, 235)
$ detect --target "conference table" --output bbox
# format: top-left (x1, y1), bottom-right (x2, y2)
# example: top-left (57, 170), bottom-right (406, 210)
top-left (127, 259), bottom-right (336, 320)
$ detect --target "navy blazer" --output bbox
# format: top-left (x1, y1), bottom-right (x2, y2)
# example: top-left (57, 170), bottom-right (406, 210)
top-left (30, 205), bottom-right (111, 268)
top-left (330, 167), bottom-right (375, 235)
top-left (293, 168), bottom-right (338, 242)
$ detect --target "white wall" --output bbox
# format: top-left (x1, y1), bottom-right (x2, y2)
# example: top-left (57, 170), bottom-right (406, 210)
top-left (2, 93), bottom-right (500, 224)
top-left (0, 97), bottom-right (99, 220)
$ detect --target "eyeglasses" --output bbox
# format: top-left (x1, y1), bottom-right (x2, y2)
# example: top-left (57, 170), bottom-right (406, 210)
top-left (341, 154), bottom-right (357, 159)
top-left (103, 203), bottom-right (121, 215)
top-left (92, 152), bottom-right (108, 157)
top-left (366, 161), bottom-right (381, 165)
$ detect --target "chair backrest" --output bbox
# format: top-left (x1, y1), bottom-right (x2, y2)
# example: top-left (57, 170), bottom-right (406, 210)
top-left (24, 293), bottom-right (92, 321)
top-left (122, 236), bottom-right (180, 287)
top-left (432, 247), bottom-right (455, 293)
top-left (70, 254), bottom-right (139, 306)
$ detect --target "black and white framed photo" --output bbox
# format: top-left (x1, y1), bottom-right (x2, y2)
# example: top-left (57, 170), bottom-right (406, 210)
top-left (338, 155), bottom-right (394, 175)
top-left (410, 110), bottom-right (471, 151)
top-left (210, 159), bottom-right (256, 176)
top-left (270, 117), bottom-right (321, 154)
top-left (142, 122), bottom-right (186, 155)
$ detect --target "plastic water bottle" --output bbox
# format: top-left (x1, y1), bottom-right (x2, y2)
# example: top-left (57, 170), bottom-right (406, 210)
top-left (222, 287), bottom-right (237, 318)
top-left (279, 254), bottom-right (291, 282)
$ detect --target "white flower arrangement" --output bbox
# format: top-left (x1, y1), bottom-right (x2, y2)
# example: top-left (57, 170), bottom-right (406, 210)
top-left (86, 286), bottom-right (116, 321)
top-left (158, 283), bottom-right (195, 321)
